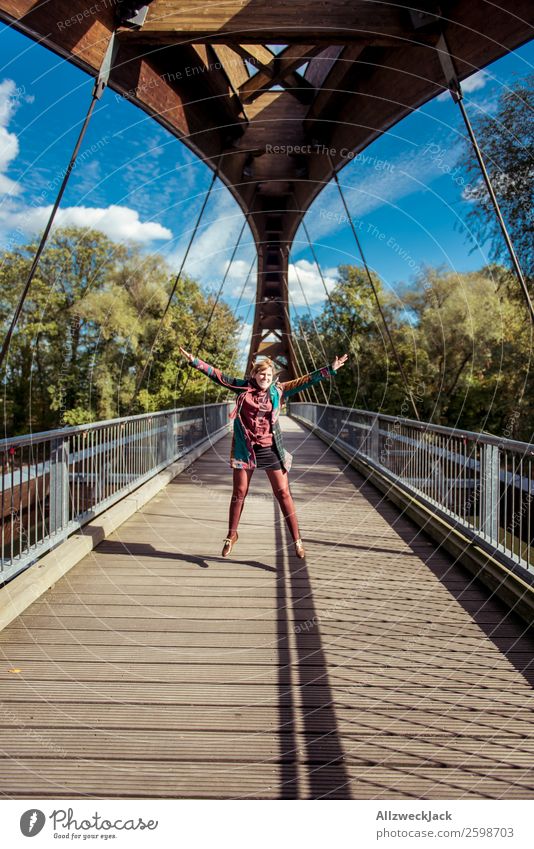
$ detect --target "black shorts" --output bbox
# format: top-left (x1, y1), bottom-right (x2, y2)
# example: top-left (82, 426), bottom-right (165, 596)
top-left (253, 444), bottom-right (282, 470)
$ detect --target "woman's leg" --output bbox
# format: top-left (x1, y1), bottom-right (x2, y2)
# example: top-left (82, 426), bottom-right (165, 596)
top-left (228, 469), bottom-right (254, 539)
top-left (266, 468), bottom-right (300, 541)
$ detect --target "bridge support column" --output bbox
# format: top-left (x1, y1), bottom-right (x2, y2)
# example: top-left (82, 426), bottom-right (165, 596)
top-left (247, 200), bottom-right (295, 382)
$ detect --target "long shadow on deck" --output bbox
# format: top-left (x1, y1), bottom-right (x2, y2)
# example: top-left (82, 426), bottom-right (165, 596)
top-left (274, 513), bottom-right (352, 799)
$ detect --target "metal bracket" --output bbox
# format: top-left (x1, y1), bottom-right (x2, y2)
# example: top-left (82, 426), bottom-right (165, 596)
top-left (435, 33), bottom-right (463, 103)
top-left (93, 31), bottom-right (120, 100)
top-left (116, 3), bottom-right (153, 30)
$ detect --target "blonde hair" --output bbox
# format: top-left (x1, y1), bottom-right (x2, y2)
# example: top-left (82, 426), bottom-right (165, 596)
top-left (250, 357), bottom-right (277, 377)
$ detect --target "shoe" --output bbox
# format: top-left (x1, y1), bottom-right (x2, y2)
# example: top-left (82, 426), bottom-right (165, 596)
top-left (222, 532), bottom-right (238, 558)
top-left (294, 538), bottom-right (305, 559)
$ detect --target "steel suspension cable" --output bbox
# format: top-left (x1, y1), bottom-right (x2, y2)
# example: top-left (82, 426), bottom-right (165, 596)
top-left (213, 254), bottom-right (256, 400)
top-left (177, 214), bottom-right (250, 402)
top-left (287, 294), bottom-right (321, 404)
top-left (290, 250), bottom-right (344, 406)
top-left (135, 167), bottom-right (219, 396)
top-left (435, 32), bottom-right (534, 323)
top-left (327, 153), bottom-right (420, 420)
top-left (233, 255), bottom-right (256, 317)
top-left (297, 201), bottom-right (372, 410)
top-left (0, 32), bottom-right (118, 374)
top-left (288, 292), bottom-right (326, 404)
top-left (281, 299), bottom-right (314, 403)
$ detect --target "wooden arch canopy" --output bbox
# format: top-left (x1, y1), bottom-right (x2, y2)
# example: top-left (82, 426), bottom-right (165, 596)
top-left (1, 1), bottom-right (532, 377)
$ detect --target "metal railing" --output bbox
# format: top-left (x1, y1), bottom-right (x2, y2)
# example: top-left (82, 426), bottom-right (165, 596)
top-left (0, 403), bottom-right (231, 583)
top-left (290, 403), bottom-right (534, 574)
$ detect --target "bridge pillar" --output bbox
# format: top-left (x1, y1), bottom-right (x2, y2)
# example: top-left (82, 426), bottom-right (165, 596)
top-left (246, 197), bottom-right (295, 382)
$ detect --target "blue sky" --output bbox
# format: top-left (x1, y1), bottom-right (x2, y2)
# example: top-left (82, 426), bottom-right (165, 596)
top-left (0, 23), bottom-right (532, 362)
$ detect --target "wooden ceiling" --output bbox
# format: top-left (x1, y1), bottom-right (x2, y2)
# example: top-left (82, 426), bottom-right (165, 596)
top-left (1, 1), bottom-right (532, 244)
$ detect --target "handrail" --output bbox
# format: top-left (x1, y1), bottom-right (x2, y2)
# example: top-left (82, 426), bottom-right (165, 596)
top-left (1, 403), bottom-right (232, 583)
top-left (290, 402), bottom-right (534, 574)
top-left (0, 404), bottom-right (225, 449)
top-left (322, 404), bottom-right (534, 453)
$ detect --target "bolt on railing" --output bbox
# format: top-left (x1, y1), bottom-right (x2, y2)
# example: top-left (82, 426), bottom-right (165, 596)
top-left (0, 403), bottom-right (231, 583)
top-left (290, 403), bottom-right (534, 574)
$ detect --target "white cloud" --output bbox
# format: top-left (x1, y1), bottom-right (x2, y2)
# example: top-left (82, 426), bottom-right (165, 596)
top-left (0, 78), bottom-right (172, 247)
top-left (462, 70), bottom-right (488, 94)
top-left (0, 79), bottom-right (21, 197)
top-left (437, 69), bottom-right (488, 102)
top-left (288, 259), bottom-right (337, 306)
top-left (226, 259), bottom-right (338, 310)
top-left (237, 320), bottom-right (253, 348)
top-left (165, 188), bottom-right (255, 284)
top-left (226, 258), bottom-right (257, 302)
top-left (1, 203), bottom-right (172, 243)
top-left (236, 321), bottom-right (253, 369)
top-left (225, 258), bottom-right (253, 280)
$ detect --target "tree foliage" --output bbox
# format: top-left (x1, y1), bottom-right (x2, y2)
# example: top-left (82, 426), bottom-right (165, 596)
top-left (460, 72), bottom-right (534, 280)
top-left (2, 227), bottom-right (532, 443)
top-left (0, 228), bottom-right (241, 435)
top-left (293, 263), bottom-right (533, 441)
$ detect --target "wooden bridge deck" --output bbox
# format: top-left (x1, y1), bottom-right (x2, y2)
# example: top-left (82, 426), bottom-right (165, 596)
top-left (1, 417), bottom-right (533, 799)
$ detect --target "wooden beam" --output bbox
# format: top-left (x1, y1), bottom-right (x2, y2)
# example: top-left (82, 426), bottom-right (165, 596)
top-left (305, 46), bottom-right (344, 88)
top-left (132, 0), bottom-right (417, 44)
top-left (304, 43), bottom-right (367, 132)
top-left (239, 44), bottom-right (321, 103)
top-left (122, 31), bottom-right (435, 46)
top-left (210, 45), bottom-right (251, 120)
top-left (279, 73), bottom-right (316, 105)
top-left (188, 44), bottom-right (248, 122)
top-left (230, 44), bottom-right (274, 73)
top-left (211, 45), bottom-right (249, 90)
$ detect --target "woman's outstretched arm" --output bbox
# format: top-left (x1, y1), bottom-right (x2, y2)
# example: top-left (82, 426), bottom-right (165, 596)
top-left (280, 353), bottom-right (348, 400)
top-left (179, 346), bottom-right (248, 392)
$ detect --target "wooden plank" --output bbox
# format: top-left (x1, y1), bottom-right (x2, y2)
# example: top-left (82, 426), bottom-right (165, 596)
top-left (0, 660), bottom-right (526, 688)
top-left (2, 643), bottom-right (526, 671)
top-left (231, 44), bottom-right (274, 72)
top-left (211, 45), bottom-right (249, 90)
top-left (1, 681), bottom-right (531, 711)
top-left (0, 761), bottom-right (531, 799)
top-left (1, 730), bottom-right (534, 771)
top-left (3, 703), bottom-right (533, 738)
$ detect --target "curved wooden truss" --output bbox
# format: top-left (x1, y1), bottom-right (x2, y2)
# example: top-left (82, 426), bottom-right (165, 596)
top-left (1, 1), bottom-right (532, 376)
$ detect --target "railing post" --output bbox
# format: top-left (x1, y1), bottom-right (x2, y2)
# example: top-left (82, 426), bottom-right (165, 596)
top-left (481, 443), bottom-right (500, 542)
top-left (49, 436), bottom-right (69, 534)
top-left (166, 413), bottom-right (175, 462)
top-left (370, 416), bottom-right (379, 463)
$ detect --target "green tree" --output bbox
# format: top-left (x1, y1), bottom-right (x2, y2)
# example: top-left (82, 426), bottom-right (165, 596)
top-left (293, 264), bottom-right (419, 412)
top-left (0, 227), bottom-right (242, 434)
top-left (460, 72), bottom-right (534, 281)
top-left (399, 265), bottom-right (533, 438)
top-left (295, 262), bottom-right (533, 441)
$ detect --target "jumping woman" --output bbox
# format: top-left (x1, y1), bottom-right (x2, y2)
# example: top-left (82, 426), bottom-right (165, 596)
top-left (179, 346), bottom-right (348, 559)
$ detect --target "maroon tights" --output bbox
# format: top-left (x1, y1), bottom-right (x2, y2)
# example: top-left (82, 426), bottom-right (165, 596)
top-left (228, 468), bottom-right (300, 541)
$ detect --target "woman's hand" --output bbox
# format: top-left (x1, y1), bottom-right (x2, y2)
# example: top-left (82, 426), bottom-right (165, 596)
top-left (179, 345), bottom-right (194, 363)
top-left (331, 353), bottom-right (348, 371)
